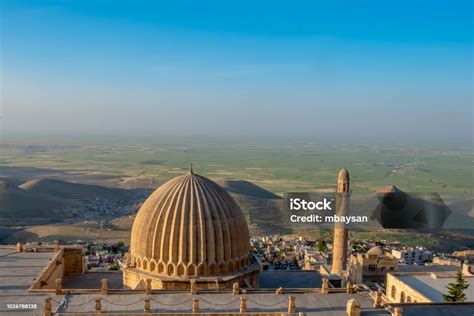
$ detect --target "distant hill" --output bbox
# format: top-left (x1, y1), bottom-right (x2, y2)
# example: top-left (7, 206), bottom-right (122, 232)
top-left (0, 181), bottom-right (71, 219)
top-left (19, 178), bottom-right (128, 200)
top-left (443, 198), bottom-right (474, 229)
top-left (217, 180), bottom-right (282, 199)
top-left (448, 198), bottom-right (474, 217)
top-left (214, 179), bottom-right (288, 235)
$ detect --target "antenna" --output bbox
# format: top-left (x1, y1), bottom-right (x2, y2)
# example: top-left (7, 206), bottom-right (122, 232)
top-left (190, 163), bottom-right (193, 173)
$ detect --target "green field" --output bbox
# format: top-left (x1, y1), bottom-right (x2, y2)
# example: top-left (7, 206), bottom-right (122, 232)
top-left (1, 138), bottom-right (471, 201)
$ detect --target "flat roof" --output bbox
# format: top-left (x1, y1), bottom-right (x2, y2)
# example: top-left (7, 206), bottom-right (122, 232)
top-left (0, 248), bottom-right (63, 315)
top-left (0, 248), bottom-right (55, 295)
top-left (399, 304), bottom-right (474, 316)
top-left (397, 264), bottom-right (460, 273)
top-left (259, 271), bottom-right (322, 288)
top-left (62, 272), bottom-right (123, 289)
top-left (397, 274), bottom-right (474, 302)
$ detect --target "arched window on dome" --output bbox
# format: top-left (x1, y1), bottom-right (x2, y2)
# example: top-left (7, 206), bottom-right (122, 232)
top-left (227, 261), bottom-right (234, 272)
top-left (177, 263), bottom-right (186, 276)
top-left (218, 263), bottom-right (226, 273)
top-left (400, 291), bottom-right (405, 303)
top-left (143, 259), bottom-right (148, 270)
top-left (188, 264), bottom-right (196, 277)
top-left (137, 258), bottom-right (142, 269)
top-left (407, 296), bottom-right (412, 303)
top-left (167, 263), bottom-right (175, 276)
top-left (149, 261), bottom-right (156, 272)
top-left (158, 262), bottom-right (165, 273)
top-left (391, 285), bottom-right (396, 299)
top-left (197, 264), bottom-right (205, 276)
top-left (208, 263), bottom-right (216, 275)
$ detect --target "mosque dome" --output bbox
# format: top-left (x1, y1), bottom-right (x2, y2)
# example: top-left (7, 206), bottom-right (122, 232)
top-left (367, 246), bottom-right (384, 256)
top-left (129, 172), bottom-right (251, 278)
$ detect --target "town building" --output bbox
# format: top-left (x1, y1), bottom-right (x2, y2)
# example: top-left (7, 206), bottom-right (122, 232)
top-left (433, 256), bottom-right (462, 267)
top-left (348, 246), bottom-right (398, 284)
top-left (392, 248), bottom-right (425, 265)
top-left (386, 271), bottom-right (474, 303)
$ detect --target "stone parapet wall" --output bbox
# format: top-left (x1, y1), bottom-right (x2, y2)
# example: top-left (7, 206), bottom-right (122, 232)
top-left (64, 247), bottom-right (84, 275)
top-left (29, 245), bottom-right (84, 291)
top-left (30, 249), bottom-right (65, 290)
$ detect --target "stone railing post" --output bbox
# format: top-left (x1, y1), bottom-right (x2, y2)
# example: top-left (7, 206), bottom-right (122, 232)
top-left (276, 287), bottom-right (284, 294)
top-left (392, 307), bottom-right (403, 316)
top-left (144, 297), bottom-right (151, 313)
top-left (16, 242), bottom-right (23, 252)
top-left (233, 282), bottom-right (239, 295)
top-left (95, 297), bottom-right (102, 314)
top-left (321, 277), bottom-right (329, 294)
top-left (288, 296), bottom-right (296, 313)
top-left (346, 298), bottom-right (360, 316)
top-left (43, 298), bottom-right (52, 316)
top-left (346, 281), bottom-right (354, 294)
top-left (373, 291), bottom-right (382, 308)
top-left (100, 279), bottom-right (108, 295)
top-left (55, 279), bottom-right (62, 295)
top-left (192, 297), bottom-right (200, 313)
top-left (190, 279), bottom-right (197, 294)
top-left (146, 279), bottom-right (152, 295)
top-left (240, 295), bottom-right (247, 313)
top-left (53, 240), bottom-right (60, 252)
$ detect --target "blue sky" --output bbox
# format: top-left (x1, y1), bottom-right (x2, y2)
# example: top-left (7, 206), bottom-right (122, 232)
top-left (1, 0), bottom-right (472, 144)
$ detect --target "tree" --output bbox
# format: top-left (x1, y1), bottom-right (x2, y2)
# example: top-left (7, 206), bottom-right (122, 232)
top-left (109, 263), bottom-right (120, 271)
top-left (111, 245), bottom-right (119, 254)
top-left (443, 270), bottom-right (469, 302)
top-left (317, 240), bottom-right (327, 252)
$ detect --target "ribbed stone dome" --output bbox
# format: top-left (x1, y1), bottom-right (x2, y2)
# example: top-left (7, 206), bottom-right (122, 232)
top-left (130, 172), bottom-right (251, 278)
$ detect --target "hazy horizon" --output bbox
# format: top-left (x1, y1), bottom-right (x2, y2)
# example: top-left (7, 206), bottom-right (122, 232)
top-left (1, 0), bottom-right (473, 145)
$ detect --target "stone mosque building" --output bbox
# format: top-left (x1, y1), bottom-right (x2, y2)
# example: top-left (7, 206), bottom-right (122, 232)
top-left (123, 171), bottom-right (260, 290)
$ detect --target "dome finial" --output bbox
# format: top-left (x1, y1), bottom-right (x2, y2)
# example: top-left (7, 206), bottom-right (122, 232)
top-left (190, 163), bottom-right (193, 174)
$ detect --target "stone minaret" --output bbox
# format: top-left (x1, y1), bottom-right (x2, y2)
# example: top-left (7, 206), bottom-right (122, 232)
top-left (331, 168), bottom-right (350, 275)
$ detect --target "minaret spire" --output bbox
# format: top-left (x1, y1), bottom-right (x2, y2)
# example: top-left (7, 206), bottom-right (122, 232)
top-left (331, 168), bottom-right (351, 276)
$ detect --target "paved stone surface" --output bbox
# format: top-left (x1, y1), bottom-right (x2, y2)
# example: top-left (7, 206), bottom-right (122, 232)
top-left (0, 248), bottom-right (62, 315)
top-left (62, 272), bottom-right (123, 289)
top-left (259, 271), bottom-right (322, 288)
